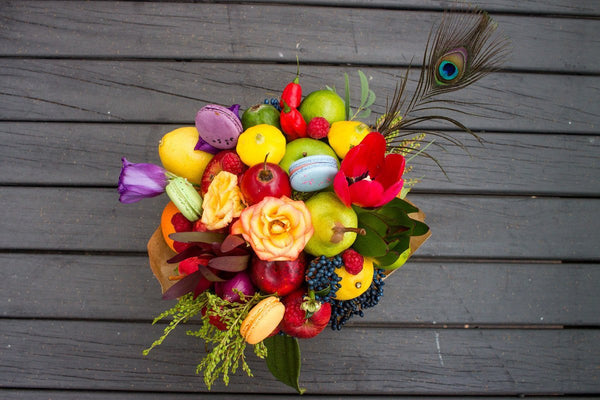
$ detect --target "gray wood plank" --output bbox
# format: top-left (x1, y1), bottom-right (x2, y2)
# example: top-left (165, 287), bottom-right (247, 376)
top-left (0, 391), bottom-right (593, 400)
top-left (0, 320), bottom-right (598, 394)
top-left (1, 2), bottom-right (598, 73)
top-left (211, 0), bottom-right (600, 15)
top-left (1, 60), bottom-right (598, 133)
top-left (1, 188), bottom-right (599, 260)
top-left (2, 253), bottom-right (598, 325)
top-left (3, 122), bottom-right (599, 196)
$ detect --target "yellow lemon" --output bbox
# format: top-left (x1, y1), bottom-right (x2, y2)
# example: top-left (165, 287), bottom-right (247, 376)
top-left (327, 121), bottom-right (371, 159)
top-left (158, 127), bottom-right (214, 185)
top-left (236, 124), bottom-right (286, 167)
top-left (334, 257), bottom-right (374, 301)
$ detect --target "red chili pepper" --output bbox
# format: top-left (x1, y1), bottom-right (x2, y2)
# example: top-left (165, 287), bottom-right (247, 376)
top-left (280, 100), bottom-right (307, 140)
top-left (281, 76), bottom-right (302, 109)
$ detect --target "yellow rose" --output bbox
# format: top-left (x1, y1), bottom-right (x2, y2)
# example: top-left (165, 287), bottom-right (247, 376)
top-left (231, 196), bottom-right (313, 261)
top-left (201, 171), bottom-right (246, 230)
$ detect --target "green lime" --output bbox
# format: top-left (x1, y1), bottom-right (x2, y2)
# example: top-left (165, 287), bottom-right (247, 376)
top-left (299, 89), bottom-right (346, 125)
top-left (241, 104), bottom-right (281, 130)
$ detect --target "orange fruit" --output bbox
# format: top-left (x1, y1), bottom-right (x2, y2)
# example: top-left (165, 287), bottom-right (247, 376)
top-left (160, 201), bottom-right (180, 252)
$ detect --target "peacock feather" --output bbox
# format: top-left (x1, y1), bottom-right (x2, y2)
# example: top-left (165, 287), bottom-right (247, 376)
top-left (378, 7), bottom-right (511, 154)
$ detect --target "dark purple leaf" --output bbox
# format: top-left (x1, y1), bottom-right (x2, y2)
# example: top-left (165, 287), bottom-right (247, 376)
top-left (220, 234), bottom-right (247, 253)
top-left (208, 255), bottom-right (250, 272)
top-left (199, 265), bottom-right (226, 282)
top-left (162, 270), bottom-right (204, 300)
top-left (166, 245), bottom-right (211, 264)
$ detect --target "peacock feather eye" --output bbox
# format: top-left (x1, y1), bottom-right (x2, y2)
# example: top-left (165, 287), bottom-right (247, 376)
top-left (434, 47), bottom-right (467, 85)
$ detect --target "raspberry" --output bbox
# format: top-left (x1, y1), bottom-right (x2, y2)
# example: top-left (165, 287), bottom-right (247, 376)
top-left (307, 117), bottom-right (330, 139)
top-left (192, 220), bottom-right (209, 232)
top-left (220, 152), bottom-right (246, 176)
top-left (342, 249), bottom-right (364, 275)
top-left (282, 291), bottom-right (307, 327)
top-left (171, 212), bottom-right (193, 232)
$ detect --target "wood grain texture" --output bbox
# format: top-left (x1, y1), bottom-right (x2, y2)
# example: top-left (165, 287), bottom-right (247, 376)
top-left (1, 60), bottom-right (598, 133)
top-left (1, 188), bottom-right (599, 260)
top-left (1, 253), bottom-right (598, 325)
top-left (3, 122), bottom-right (600, 196)
top-left (1, 320), bottom-right (598, 394)
top-left (1, 2), bottom-right (598, 73)
top-left (1, 393), bottom-right (594, 400)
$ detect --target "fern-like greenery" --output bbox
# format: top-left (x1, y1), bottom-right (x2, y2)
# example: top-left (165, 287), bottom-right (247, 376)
top-left (143, 291), bottom-right (268, 390)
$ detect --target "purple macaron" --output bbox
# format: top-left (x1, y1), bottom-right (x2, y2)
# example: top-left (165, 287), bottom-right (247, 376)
top-left (195, 104), bottom-right (243, 149)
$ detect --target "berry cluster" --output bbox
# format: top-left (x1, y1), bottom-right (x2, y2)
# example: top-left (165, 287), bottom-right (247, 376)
top-left (263, 97), bottom-right (282, 111)
top-left (329, 268), bottom-right (386, 330)
top-left (305, 255), bottom-right (342, 302)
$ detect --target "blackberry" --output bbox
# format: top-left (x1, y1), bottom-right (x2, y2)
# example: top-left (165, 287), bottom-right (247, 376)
top-left (305, 255), bottom-right (342, 303)
top-left (263, 97), bottom-right (282, 111)
top-left (329, 268), bottom-right (387, 331)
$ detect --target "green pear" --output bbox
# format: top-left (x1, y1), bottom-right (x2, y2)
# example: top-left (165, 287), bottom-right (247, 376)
top-left (279, 138), bottom-right (339, 175)
top-left (304, 192), bottom-right (363, 257)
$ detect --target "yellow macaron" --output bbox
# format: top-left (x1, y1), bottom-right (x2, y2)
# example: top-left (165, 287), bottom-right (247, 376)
top-left (240, 297), bottom-right (285, 344)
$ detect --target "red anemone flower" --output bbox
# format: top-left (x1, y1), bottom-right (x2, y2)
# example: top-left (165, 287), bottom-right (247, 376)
top-left (333, 132), bottom-right (405, 208)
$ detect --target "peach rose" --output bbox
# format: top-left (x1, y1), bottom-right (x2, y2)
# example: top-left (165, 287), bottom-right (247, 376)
top-left (201, 171), bottom-right (246, 230)
top-left (231, 196), bottom-right (313, 261)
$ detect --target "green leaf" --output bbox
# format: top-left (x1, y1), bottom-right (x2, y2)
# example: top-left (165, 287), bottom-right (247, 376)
top-left (344, 72), bottom-right (351, 121)
top-left (357, 109), bottom-right (372, 119)
top-left (357, 212), bottom-right (389, 237)
top-left (353, 224), bottom-right (388, 257)
top-left (364, 89), bottom-right (376, 108)
top-left (386, 198), bottom-right (419, 214)
top-left (359, 70), bottom-right (369, 106)
top-left (264, 335), bottom-right (306, 394)
top-left (412, 220), bottom-right (430, 236)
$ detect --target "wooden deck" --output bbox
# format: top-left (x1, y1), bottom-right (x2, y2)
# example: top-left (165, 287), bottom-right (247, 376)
top-left (1, 1), bottom-right (599, 398)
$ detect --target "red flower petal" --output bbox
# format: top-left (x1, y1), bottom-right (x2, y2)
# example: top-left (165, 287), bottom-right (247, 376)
top-left (374, 179), bottom-right (404, 207)
top-left (333, 170), bottom-right (352, 207)
top-left (341, 132), bottom-right (386, 178)
top-left (374, 153), bottom-right (406, 189)
top-left (348, 180), bottom-right (384, 208)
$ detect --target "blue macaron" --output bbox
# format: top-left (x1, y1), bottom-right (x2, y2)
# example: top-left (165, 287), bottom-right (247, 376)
top-left (288, 155), bottom-right (339, 192)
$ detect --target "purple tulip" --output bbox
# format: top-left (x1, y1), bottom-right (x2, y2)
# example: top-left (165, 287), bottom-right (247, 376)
top-left (118, 157), bottom-right (168, 203)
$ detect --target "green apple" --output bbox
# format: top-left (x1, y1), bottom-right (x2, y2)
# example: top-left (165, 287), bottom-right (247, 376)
top-left (279, 138), bottom-right (339, 175)
top-left (241, 104), bottom-right (281, 130)
top-left (304, 192), bottom-right (362, 257)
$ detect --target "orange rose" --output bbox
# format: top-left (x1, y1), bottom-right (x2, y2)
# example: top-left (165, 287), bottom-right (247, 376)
top-left (231, 196), bottom-right (313, 261)
top-left (201, 171), bottom-right (246, 230)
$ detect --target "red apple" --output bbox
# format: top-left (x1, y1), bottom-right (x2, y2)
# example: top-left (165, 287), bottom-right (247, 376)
top-left (249, 253), bottom-right (306, 297)
top-left (280, 288), bottom-right (332, 339)
top-left (239, 159), bottom-right (291, 205)
top-left (201, 150), bottom-right (247, 195)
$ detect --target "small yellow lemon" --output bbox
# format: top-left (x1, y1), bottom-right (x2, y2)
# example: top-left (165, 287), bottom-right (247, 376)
top-left (327, 121), bottom-right (371, 159)
top-left (158, 127), bottom-right (213, 185)
top-left (236, 124), bottom-right (286, 167)
top-left (334, 257), bottom-right (374, 301)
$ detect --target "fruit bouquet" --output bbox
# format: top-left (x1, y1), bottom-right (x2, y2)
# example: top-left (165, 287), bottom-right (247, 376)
top-left (117, 8), bottom-right (508, 393)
